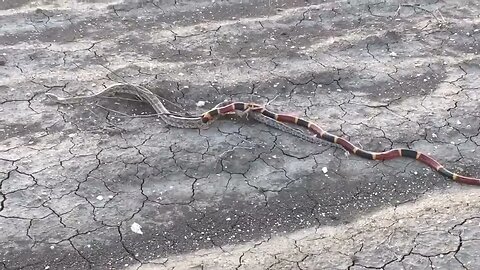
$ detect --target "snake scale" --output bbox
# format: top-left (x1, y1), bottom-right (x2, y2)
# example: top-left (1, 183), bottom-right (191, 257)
top-left (47, 84), bottom-right (480, 186)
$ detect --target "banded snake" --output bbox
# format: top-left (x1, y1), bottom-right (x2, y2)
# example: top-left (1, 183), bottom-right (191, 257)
top-left (47, 84), bottom-right (480, 186)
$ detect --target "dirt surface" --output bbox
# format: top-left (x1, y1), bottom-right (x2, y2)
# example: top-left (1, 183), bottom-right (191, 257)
top-left (1, 0), bottom-right (480, 269)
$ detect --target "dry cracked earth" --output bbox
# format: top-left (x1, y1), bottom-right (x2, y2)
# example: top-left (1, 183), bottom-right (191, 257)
top-left (1, 0), bottom-right (480, 269)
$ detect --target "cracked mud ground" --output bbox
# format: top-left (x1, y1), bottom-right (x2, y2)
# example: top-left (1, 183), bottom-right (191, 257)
top-left (1, 0), bottom-right (480, 269)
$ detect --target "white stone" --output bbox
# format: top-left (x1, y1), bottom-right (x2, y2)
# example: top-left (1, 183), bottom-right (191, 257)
top-left (131, 222), bottom-right (143, 235)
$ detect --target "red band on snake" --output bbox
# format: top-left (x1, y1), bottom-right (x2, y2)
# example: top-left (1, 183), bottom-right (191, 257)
top-left (201, 102), bottom-right (480, 186)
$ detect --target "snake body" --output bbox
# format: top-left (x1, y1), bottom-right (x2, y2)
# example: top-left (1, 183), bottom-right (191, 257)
top-left (47, 84), bottom-right (480, 186)
top-left (202, 103), bottom-right (480, 186)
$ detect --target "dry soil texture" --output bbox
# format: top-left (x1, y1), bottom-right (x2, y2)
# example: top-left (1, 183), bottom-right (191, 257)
top-left (1, 0), bottom-right (480, 269)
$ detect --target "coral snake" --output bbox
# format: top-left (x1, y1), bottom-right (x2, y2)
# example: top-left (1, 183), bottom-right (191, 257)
top-left (202, 102), bottom-right (480, 186)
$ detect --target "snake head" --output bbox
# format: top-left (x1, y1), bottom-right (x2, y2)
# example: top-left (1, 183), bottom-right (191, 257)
top-left (201, 112), bottom-right (214, 123)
